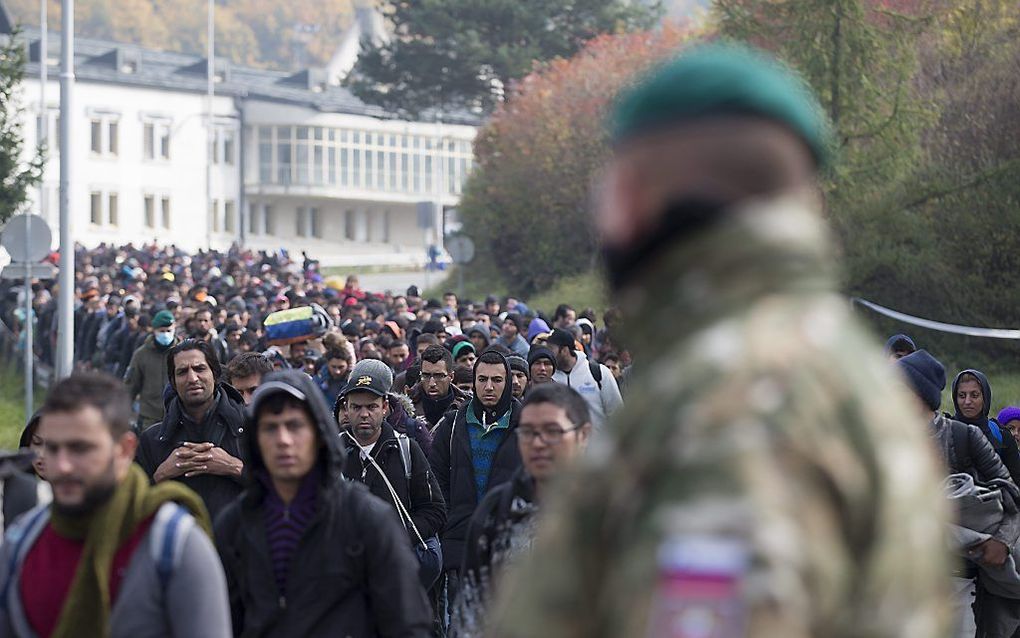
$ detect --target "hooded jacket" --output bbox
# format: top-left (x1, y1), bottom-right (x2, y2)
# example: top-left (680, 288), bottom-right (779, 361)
top-left (551, 349), bottom-right (624, 432)
top-left (427, 353), bottom-right (523, 570)
top-left (407, 381), bottom-right (472, 430)
top-left (952, 369), bottom-right (1020, 485)
top-left (341, 421), bottom-right (447, 542)
top-left (214, 370), bottom-right (431, 638)
top-left (135, 383), bottom-right (248, 521)
top-left (124, 334), bottom-right (174, 424)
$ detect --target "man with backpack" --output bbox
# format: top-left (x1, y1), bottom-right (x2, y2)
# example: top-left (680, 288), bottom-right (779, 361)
top-left (340, 361), bottom-right (447, 588)
top-left (215, 369), bottom-right (431, 637)
top-left (0, 373), bottom-right (230, 638)
top-left (547, 328), bottom-right (622, 432)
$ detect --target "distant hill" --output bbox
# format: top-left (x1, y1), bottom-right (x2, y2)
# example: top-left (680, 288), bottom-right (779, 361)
top-left (4, 0), bottom-right (355, 70)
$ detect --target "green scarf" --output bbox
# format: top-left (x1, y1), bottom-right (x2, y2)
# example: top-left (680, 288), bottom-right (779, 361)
top-left (48, 464), bottom-right (212, 638)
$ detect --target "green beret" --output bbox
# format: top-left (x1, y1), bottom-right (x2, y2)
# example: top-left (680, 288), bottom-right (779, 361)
top-left (151, 310), bottom-right (175, 328)
top-left (452, 341), bottom-right (476, 360)
top-left (610, 43), bottom-right (832, 167)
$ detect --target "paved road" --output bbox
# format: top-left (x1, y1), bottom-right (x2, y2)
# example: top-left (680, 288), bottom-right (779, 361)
top-left (353, 269), bottom-right (450, 295)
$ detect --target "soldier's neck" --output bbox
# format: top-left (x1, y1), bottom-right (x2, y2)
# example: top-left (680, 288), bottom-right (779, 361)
top-left (616, 196), bottom-right (837, 359)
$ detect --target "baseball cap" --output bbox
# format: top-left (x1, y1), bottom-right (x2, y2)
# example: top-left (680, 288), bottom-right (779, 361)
top-left (341, 359), bottom-right (394, 399)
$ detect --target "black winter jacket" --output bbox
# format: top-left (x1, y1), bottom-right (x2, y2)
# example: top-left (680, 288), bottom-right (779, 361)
top-left (135, 384), bottom-right (249, 521)
top-left (215, 370), bottom-right (431, 638)
top-left (341, 421), bottom-right (447, 541)
top-left (930, 413), bottom-right (1011, 483)
top-left (462, 467), bottom-right (538, 586)
top-left (952, 369), bottom-right (1020, 485)
top-left (428, 354), bottom-right (522, 571)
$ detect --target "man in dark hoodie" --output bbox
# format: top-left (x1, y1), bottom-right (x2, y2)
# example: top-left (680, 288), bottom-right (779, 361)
top-left (428, 350), bottom-right (523, 632)
top-left (954, 368), bottom-right (1020, 486)
top-left (215, 370), bottom-right (432, 637)
top-left (135, 339), bottom-right (248, 522)
top-left (408, 345), bottom-right (471, 432)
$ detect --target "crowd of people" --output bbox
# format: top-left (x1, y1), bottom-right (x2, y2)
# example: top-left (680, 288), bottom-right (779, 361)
top-left (0, 41), bottom-right (1013, 638)
top-left (0, 239), bottom-right (627, 636)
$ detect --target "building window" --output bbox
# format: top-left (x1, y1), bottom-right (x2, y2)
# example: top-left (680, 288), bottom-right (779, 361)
top-left (144, 195), bottom-right (155, 228)
top-left (107, 193), bottom-right (118, 226)
top-left (344, 210), bottom-right (355, 240)
top-left (36, 109), bottom-right (59, 150)
top-left (311, 208), bottom-right (321, 238)
top-left (210, 199), bottom-right (220, 232)
top-left (213, 127), bottom-right (235, 165)
top-left (248, 203), bottom-right (259, 236)
top-left (296, 207), bottom-right (307, 237)
top-left (108, 121), bottom-right (118, 156)
top-left (89, 115), bottom-right (119, 156)
top-left (161, 197), bottom-right (171, 229)
top-left (90, 192), bottom-right (102, 225)
top-left (90, 120), bottom-right (102, 153)
top-left (296, 127), bottom-right (309, 184)
top-left (259, 127), bottom-right (272, 182)
top-left (224, 200), bottom-right (236, 233)
top-left (265, 205), bottom-right (275, 235)
top-left (383, 210), bottom-right (390, 243)
top-left (277, 127), bottom-right (292, 184)
top-left (144, 121), bottom-right (171, 160)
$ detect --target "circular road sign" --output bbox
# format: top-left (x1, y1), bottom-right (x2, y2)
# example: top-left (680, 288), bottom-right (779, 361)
top-left (446, 236), bottom-right (475, 265)
top-left (2, 214), bottom-right (52, 263)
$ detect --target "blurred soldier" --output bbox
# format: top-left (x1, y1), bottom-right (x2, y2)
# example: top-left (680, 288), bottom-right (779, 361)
top-left (491, 44), bottom-right (950, 638)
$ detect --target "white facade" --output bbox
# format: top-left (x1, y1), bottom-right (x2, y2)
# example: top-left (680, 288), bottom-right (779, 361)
top-left (10, 30), bottom-right (478, 267)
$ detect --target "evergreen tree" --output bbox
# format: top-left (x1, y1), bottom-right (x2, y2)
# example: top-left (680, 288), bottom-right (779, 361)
top-left (0, 29), bottom-right (44, 223)
top-left (349, 0), bottom-right (661, 117)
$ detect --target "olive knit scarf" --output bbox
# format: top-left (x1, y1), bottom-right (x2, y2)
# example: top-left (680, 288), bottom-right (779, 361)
top-left (47, 464), bottom-right (212, 638)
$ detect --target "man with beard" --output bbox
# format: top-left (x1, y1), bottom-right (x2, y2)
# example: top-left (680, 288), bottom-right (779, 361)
top-left (428, 350), bottom-right (523, 633)
top-left (135, 340), bottom-right (248, 521)
top-left (191, 306), bottom-right (229, 364)
top-left (125, 310), bottom-right (178, 431)
top-left (0, 373), bottom-right (229, 637)
top-left (506, 356), bottom-right (529, 401)
top-left (954, 369), bottom-right (1020, 486)
top-left (491, 44), bottom-right (950, 637)
top-left (408, 345), bottom-right (471, 431)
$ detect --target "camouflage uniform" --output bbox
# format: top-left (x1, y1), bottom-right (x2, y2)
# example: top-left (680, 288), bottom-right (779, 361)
top-left (488, 198), bottom-right (951, 638)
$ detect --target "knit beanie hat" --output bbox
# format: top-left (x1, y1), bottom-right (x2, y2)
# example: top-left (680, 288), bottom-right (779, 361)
top-left (452, 341), bottom-right (476, 360)
top-left (528, 346), bottom-right (555, 368)
top-left (507, 355), bottom-right (529, 378)
top-left (896, 349), bottom-right (946, 412)
top-left (998, 407), bottom-right (1020, 427)
top-left (884, 333), bottom-right (916, 356)
top-left (151, 310), bottom-right (175, 328)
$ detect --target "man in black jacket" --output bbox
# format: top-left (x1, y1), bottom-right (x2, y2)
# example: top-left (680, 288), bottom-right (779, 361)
top-left (456, 384), bottom-right (592, 635)
top-left (340, 361), bottom-right (446, 567)
top-left (135, 339), bottom-right (248, 521)
top-left (215, 370), bottom-right (431, 637)
top-left (428, 350), bottom-right (523, 632)
top-left (408, 345), bottom-right (471, 430)
top-left (953, 368), bottom-right (1020, 486)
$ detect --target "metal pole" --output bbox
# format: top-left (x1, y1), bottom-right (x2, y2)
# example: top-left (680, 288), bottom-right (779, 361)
top-left (205, 0), bottom-right (214, 251)
top-left (56, 0), bottom-right (74, 379)
top-left (39, 0), bottom-right (47, 223)
top-left (24, 225), bottom-right (33, 418)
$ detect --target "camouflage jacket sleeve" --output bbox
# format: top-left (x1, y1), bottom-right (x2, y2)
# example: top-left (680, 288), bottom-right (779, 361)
top-left (489, 301), bottom-right (950, 638)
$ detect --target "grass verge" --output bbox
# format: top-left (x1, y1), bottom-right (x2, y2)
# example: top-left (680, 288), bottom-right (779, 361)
top-left (0, 361), bottom-right (41, 450)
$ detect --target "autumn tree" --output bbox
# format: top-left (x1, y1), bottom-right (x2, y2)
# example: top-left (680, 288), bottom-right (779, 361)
top-left (349, 0), bottom-right (661, 117)
top-left (457, 25), bottom-right (695, 296)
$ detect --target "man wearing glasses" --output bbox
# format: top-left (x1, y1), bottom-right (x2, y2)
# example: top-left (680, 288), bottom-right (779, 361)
top-left (455, 384), bottom-right (592, 635)
top-left (409, 346), bottom-right (471, 432)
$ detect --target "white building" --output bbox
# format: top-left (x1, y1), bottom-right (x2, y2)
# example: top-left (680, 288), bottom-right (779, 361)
top-left (2, 7), bottom-right (478, 266)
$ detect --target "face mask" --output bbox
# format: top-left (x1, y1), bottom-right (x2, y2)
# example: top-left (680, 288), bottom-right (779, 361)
top-left (155, 330), bottom-right (174, 347)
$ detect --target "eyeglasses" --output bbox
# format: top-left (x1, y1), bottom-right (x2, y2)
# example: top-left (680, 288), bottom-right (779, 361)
top-left (421, 372), bottom-right (449, 383)
top-left (517, 425), bottom-right (582, 445)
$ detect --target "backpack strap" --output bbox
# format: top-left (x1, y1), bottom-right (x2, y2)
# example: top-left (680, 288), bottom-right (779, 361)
top-left (149, 503), bottom-right (195, 591)
top-left (397, 434), bottom-right (412, 481)
top-left (988, 419), bottom-right (1005, 445)
top-left (589, 361), bottom-right (603, 391)
top-left (1, 505), bottom-right (50, 612)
